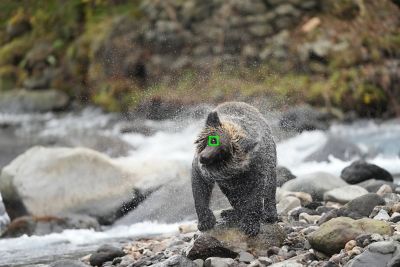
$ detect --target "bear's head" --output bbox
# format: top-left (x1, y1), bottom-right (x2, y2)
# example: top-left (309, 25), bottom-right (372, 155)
top-left (195, 111), bottom-right (257, 168)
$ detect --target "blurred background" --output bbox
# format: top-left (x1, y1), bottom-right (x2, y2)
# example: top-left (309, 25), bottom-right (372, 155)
top-left (0, 0), bottom-right (400, 266)
top-left (0, 0), bottom-right (399, 117)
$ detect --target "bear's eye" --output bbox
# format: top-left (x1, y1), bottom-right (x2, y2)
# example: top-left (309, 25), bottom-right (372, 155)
top-left (207, 135), bottom-right (220, 146)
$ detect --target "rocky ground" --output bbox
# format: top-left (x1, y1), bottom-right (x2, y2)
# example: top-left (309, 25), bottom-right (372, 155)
top-left (7, 159), bottom-right (398, 267)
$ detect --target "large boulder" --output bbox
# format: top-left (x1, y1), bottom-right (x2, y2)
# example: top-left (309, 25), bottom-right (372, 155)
top-left (115, 179), bottom-right (230, 225)
top-left (0, 146), bottom-right (187, 223)
top-left (323, 185), bottom-right (368, 204)
top-left (345, 241), bottom-right (400, 267)
top-left (278, 105), bottom-right (330, 132)
top-left (341, 160), bottom-right (393, 184)
top-left (0, 89), bottom-right (69, 113)
top-left (281, 172), bottom-right (348, 201)
top-left (0, 192), bottom-right (10, 235)
top-left (308, 217), bottom-right (393, 255)
top-left (205, 223), bottom-right (286, 253)
top-left (305, 136), bottom-right (363, 162)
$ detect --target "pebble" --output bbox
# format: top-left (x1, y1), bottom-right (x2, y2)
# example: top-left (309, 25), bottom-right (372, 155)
top-left (204, 257), bottom-right (236, 267)
top-left (238, 251), bottom-right (255, 263)
top-left (299, 213), bottom-right (321, 224)
top-left (377, 184), bottom-right (393, 196)
top-left (373, 209), bottom-right (390, 221)
top-left (391, 203), bottom-right (400, 213)
top-left (344, 240), bottom-right (356, 251)
top-left (258, 256), bottom-right (273, 266)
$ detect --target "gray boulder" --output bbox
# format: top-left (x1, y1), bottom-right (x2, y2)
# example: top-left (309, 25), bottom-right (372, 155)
top-left (323, 185), bottom-right (368, 204)
top-left (115, 179), bottom-right (229, 225)
top-left (281, 172), bottom-right (348, 201)
top-left (0, 146), bottom-right (145, 222)
top-left (345, 241), bottom-right (400, 267)
top-left (0, 89), bottom-right (69, 113)
top-left (341, 160), bottom-right (393, 184)
top-left (305, 136), bottom-right (363, 162)
top-left (278, 105), bottom-right (330, 132)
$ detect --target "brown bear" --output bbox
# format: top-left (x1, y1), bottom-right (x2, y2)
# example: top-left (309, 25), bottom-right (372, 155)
top-left (192, 102), bottom-right (278, 236)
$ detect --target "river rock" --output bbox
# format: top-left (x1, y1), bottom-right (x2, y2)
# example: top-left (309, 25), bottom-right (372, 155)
top-left (49, 259), bottom-right (90, 267)
top-left (278, 105), bottom-right (329, 132)
top-left (319, 193), bottom-right (386, 224)
top-left (341, 161), bottom-right (393, 184)
top-left (0, 89), bottom-right (69, 113)
top-left (277, 196), bottom-right (301, 215)
top-left (345, 241), bottom-right (400, 267)
top-left (1, 214), bottom-right (100, 238)
top-left (376, 184), bottom-right (393, 196)
top-left (115, 180), bottom-right (229, 225)
top-left (357, 179), bottom-right (396, 193)
top-left (308, 217), bottom-right (393, 255)
top-left (152, 255), bottom-right (197, 267)
top-left (276, 189), bottom-right (312, 206)
top-left (343, 193), bottom-right (386, 217)
top-left (0, 192), bottom-right (10, 235)
top-left (89, 244), bottom-right (125, 266)
top-left (185, 234), bottom-right (238, 261)
top-left (305, 136), bottom-right (363, 162)
top-left (204, 257), bottom-right (236, 267)
top-left (281, 172), bottom-right (348, 201)
top-left (205, 223), bottom-right (286, 252)
top-left (276, 166), bottom-right (296, 187)
top-left (238, 251), bottom-right (255, 263)
top-left (373, 209), bottom-right (390, 221)
top-left (323, 185), bottom-right (368, 204)
top-left (0, 146), bottom-right (138, 222)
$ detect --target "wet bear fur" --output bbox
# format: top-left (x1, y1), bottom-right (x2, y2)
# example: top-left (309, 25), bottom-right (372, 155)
top-left (192, 102), bottom-right (278, 236)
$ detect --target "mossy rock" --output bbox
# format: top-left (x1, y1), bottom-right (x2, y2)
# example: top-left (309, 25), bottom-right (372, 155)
top-left (323, 0), bottom-right (360, 19)
top-left (206, 222), bottom-right (286, 254)
top-left (0, 65), bottom-right (18, 91)
top-left (0, 35), bottom-right (33, 66)
top-left (308, 217), bottom-right (393, 256)
top-left (6, 9), bottom-right (32, 40)
top-left (0, 89), bottom-right (69, 113)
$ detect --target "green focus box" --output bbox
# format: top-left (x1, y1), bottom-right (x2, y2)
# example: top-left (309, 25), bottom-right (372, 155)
top-left (207, 135), bottom-right (220, 146)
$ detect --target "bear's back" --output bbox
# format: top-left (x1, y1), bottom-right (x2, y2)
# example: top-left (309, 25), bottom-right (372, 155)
top-left (215, 102), bottom-right (270, 143)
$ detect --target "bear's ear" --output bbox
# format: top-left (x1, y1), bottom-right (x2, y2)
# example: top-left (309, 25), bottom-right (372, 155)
top-left (205, 111), bottom-right (221, 127)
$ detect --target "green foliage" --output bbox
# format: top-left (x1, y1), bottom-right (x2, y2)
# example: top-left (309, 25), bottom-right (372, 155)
top-left (0, 35), bottom-right (32, 66)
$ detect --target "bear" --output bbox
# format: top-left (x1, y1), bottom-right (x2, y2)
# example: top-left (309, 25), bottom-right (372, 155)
top-left (192, 101), bottom-right (278, 236)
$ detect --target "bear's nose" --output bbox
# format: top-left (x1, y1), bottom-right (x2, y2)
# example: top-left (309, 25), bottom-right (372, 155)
top-left (199, 155), bottom-right (211, 165)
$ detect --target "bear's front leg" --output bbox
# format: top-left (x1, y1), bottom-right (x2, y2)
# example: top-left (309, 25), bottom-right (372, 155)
top-left (192, 166), bottom-right (216, 231)
top-left (239, 198), bottom-right (263, 236)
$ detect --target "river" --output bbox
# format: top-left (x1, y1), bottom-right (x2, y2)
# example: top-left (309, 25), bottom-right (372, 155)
top-left (0, 107), bottom-right (399, 266)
